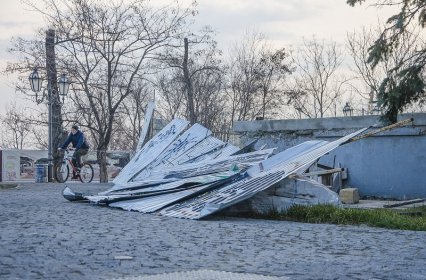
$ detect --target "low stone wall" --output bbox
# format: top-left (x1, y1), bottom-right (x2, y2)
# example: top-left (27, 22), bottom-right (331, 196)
top-left (233, 113), bottom-right (426, 200)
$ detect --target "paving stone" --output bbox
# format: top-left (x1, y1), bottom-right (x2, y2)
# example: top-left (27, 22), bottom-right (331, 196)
top-left (0, 183), bottom-right (425, 280)
top-left (113, 269), bottom-right (289, 280)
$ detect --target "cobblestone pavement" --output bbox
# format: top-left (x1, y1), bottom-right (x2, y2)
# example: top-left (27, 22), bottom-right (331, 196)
top-left (1, 183), bottom-right (425, 280)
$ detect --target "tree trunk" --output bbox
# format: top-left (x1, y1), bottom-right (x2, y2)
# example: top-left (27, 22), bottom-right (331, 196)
top-left (97, 147), bottom-right (108, 183)
top-left (183, 38), bottom-right (196, 124)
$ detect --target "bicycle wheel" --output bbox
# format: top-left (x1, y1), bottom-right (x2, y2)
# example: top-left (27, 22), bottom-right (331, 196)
top-left (79, 162), bottom-right (94, 183)
top-left (55, 162), bottom-right (69, 183)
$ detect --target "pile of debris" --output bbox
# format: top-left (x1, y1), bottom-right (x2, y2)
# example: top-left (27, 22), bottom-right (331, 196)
top-left (63, 118), bottom-right (369, 219)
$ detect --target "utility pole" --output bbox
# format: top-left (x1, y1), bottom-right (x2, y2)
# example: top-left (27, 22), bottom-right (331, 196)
top-left (183, 38), bottom-right (196, 124)
top-left (45, 29), bottom-right (63, 181)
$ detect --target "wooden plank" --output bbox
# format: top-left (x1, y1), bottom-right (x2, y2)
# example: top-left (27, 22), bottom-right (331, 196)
top-left (290, 168), bottom-right (343, 178)
top-left (383, 199), bottom-right (425, 208)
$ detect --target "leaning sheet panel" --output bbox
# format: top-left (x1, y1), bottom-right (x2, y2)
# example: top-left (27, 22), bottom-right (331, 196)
top-left (159, 128), bottom-right (367, 219)
top-left (112, 119), bottom-right (189, 186)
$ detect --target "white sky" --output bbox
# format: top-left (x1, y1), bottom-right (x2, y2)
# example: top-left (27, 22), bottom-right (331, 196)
top-left (0, 0), bottom-right (396, 114)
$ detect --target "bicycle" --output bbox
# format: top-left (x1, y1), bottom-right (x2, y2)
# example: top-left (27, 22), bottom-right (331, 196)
top-left (55, 148), bottom-right (94, 183)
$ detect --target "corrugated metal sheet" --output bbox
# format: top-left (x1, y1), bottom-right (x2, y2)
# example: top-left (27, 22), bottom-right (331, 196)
top-left (109, 182), bottom-right (221, 213)
top-left (130, 123), bottom-right (212, 182)
top-left (145, 149), bottom-right (274, 181)
top-left (108, 172), bottom-right (242, 213)
top-left (113, 119), bottom-right (189, 186)
top-left (212, 144), bottom-right (240, 159)
top-left (246, 140), bottom-right (327, 177)
top-left (179, 144), bottom-right (234, 164)
top-left (110, 188), bottom-right (206, 213)
top-left (85, 180), bottom-right (188, 204)
top-left (158, 128), bottom-right (368, 219)
top-left (86, 171), bottom-right (239, 204)
top-left (98, 149), bottom-right (273, 197)
top-left (172, 136), bottom-right (225, 165)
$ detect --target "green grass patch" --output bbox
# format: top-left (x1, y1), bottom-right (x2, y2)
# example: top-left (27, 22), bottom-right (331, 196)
top-left (249, 204), bottom-right (426, 231)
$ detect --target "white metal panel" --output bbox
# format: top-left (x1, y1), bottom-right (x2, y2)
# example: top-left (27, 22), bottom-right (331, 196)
top-left (88, 170), bottom-right (239, 204)
top-left (246, 140), bottom-right (327, 177)
top-left (142, 148), bottom-right (274, 182)
top-left (172, 136), bottom-right (225, 165)
top-left (179, 142), bottom-right (237, 164)
top-left (129, 124), bottom-right (212, 182)
top-left (108, 171), bottom-right (240, 213)
top-left (101, 149), bottom-right (273, 196)
top-left (212, 144), bottom-right (240, 159)
top-left (110, 184), bottom-right (215, 213)
top-left (112, 119), bottom-right (189, 186)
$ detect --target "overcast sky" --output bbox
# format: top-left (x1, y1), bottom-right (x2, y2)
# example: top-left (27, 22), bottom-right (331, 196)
top-left (0, 0), bottom-right (395, 113)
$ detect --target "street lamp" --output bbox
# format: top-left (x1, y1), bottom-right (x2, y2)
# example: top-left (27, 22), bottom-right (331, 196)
top-left (58, 73), bottom-right (71, 103)
top-left (29, 68), bottom-right (42, 93)
top-left (29, 68), bottom-right (70, 182)
top-left (343, 102), bottom-right (353, 117)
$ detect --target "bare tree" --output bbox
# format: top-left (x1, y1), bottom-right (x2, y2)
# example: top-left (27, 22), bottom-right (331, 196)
top-left (111, 81), bottom-right (152, 151)
top-left (287, 37), bottom-right (345, 118)
top-left (227, 31), bottom-right (292, 122)
top-left (228, 32), bottom-right (264, 122)
top-left (256, 48), bottom-right (292, 119)
top-left (0, 103), bottom-right (32, 149)
top-left (12, 0), bottom-right (196, 182)
top-left (155, 71), bottom-right (187, 121)
top-left (0, 100), bottom-right (52, 150)
top-left (155, 28), bottom-right (228, 133)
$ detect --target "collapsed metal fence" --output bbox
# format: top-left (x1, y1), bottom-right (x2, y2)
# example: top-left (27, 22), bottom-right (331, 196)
top-left (63, 118), bottom-right (368, 219)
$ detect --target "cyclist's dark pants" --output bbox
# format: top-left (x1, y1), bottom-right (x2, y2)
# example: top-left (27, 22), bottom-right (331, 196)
top-left (72, 149), bottom-right (89, 168)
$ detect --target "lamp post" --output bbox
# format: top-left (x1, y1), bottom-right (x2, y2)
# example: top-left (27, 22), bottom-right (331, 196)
top-left (342, 102), bottom-right (353, 117)
top-left (29, 69), bottom-right (70, 182)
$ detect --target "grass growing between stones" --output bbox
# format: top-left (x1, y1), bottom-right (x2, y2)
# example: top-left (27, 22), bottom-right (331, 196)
top-left (253, 204), bottom-right (426, 231)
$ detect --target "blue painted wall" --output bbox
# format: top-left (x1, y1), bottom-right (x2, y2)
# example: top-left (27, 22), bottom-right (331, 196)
top-left (234, 113), bottom-right (426, 200)
top-left (320, 134), bottom-right (426, 199)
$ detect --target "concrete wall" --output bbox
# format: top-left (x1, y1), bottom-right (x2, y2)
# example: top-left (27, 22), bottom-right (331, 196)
top-left (233, 113), bottom-right (426, 200)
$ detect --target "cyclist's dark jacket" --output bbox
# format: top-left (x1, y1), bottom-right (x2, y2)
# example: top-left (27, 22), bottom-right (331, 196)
top-left (60, 131), bottom-right (89, 150)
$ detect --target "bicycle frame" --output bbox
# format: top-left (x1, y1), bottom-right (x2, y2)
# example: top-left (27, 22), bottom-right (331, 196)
top-left (61, 149), bottom-right (79, 174)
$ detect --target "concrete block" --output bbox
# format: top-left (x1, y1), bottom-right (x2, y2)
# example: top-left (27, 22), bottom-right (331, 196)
top-left (340, 188), bottom-right (360, 204)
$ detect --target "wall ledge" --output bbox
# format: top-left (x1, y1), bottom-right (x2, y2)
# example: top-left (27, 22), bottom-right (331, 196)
top-left (233, 113), bottom-right (426, 133)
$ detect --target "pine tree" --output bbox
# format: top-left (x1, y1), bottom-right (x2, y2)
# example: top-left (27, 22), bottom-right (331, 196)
top-left (347, 0), bottom-right (426, 123)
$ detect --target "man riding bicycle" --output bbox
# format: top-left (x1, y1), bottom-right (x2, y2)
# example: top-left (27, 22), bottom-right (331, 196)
top-left (58, 125), bottom-right (90, 179)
